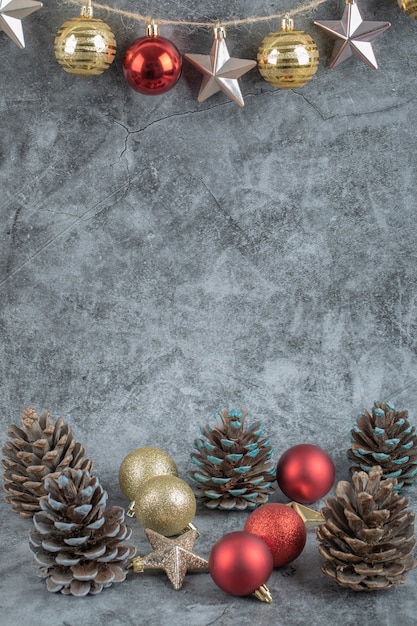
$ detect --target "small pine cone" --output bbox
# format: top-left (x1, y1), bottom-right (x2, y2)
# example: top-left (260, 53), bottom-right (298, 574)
top-left (189, 409), bottom-right (275, 510)
top-left (317, 466), bottom-right (416, 591)
top-left (2, 408), bottom-right (93, 518)
top-left (29, 467), bottom-right (136, 596)
top-left (347, 401), bottom-right (417, 492)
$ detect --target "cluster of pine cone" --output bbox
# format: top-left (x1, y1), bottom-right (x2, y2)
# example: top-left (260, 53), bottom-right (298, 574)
top-left (2, 401), bottom-right (417, 594)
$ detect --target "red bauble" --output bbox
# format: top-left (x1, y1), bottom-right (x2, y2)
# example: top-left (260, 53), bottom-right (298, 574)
top-left (244, 503), bottom-right (306, 567)
top-left (209, 531), bottom-right (273, 596)
top-left (123, 34), bottom-right (182, 95)
top-left (276, 444), bottom-right (335, 503)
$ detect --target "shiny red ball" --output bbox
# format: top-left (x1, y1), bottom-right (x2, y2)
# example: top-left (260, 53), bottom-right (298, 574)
top-left (244, 503), bottom-right (306, 567)
top-left (276, 444), bottom-right (335, 503)
top-left (123, 35), bottom-right (182, 95)
top-left (209, 531), bottom-right (273, 596)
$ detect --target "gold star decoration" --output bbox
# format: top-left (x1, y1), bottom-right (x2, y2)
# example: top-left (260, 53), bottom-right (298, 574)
top-left (314, 0), bottom-right (390, 70)
top-left (184, 24), bottom-right (256, 107)
top-left (128, 527), bottom-right (208, 590)
top-left (0, 0), bottom-right (43, 48)
top-left (287, 502), bottom-right (325, 529)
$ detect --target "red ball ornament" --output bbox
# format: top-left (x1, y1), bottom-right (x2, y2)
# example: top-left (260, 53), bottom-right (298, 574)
top-left (276, 444), bottom-right (335, 503)
top-left (244, 503), bottom-right (306, 567)
top-left (209, 531), bottom-right (273, 597)
top-left (123, 22), bottom-right (182, 95)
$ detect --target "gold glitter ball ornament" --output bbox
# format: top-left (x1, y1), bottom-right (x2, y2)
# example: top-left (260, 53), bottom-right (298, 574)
top-left (398, 0), bottom-right (417, 18)
top-left (257, 17), bottom-right (319, 89)
top-left (54, 0), bottom-right (116, 77)
top-left (134, 475), bottom-right (196, 536)
top-left (118, 447), bottom-right (178, 502)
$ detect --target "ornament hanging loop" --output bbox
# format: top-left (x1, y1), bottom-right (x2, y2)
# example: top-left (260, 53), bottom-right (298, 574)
top-left (128, 556), bottom-right (145, 573)
top-left (213, 23), bottom-right (226, 40)
top-left (80, 0), bottom-right (93, 18)
top-left (146, 19), bottom-right (159, 37)
top-left (126, 500), bottom-right (136, 517)
top-left (187, 521), bottom-right (200, 537)
top-left (253, 584), bottom-right (273, 603)
top-left (280, 14), bottom-right (294, 31)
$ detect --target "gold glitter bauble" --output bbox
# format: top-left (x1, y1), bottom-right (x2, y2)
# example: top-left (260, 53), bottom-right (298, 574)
top-left (54, 2), bottom-right (116, 77)
top-left (398, 0), bottom-right (417, 18)
top-left (257, 17), bottom-right (319, 89)
top-left (134, 475), bottom-right (196, 536)
top-left (118, 447), bottom-right (178, 501)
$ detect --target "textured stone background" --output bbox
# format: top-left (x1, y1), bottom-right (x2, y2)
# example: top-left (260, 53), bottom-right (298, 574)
top-left (1, 0), bottom-right (417, 624)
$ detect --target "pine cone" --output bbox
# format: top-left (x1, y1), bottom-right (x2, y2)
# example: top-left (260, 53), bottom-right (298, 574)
top-left (2, 407), bottom-right (93, 518)
top-left (29, 467), bottom-right (136, 596)
top-left (317, 466), bottom-right (416, 591)
top-left (347, 401), bottom-right (417, 492)
top-left (189, 409), bottom-right (275, 510)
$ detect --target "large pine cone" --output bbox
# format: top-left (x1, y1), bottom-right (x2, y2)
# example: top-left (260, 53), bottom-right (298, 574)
top-left (2, 408), bottom-right (93, 518)
top-left (189, 409), bottom-right (275, 510)
top-left (317, 466), bottom-right (416, 591)
top-left (347, 401), bottom-right (417, 492)
top-left (29, 467), bottom-right (136, 596)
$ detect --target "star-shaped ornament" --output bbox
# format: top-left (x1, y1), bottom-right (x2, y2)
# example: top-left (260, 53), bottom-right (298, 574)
top-left (184, 25), bottom-right (256, 107)
top-left (0, 0), bottom-right (42, 48)
top-left (128, 527), bottom-right (208, 590)
top-left (314, 0), bottom-right (390, 69)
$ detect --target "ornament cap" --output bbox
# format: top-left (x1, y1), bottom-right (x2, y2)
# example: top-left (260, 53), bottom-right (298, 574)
top-left (213, 23), bottom-right (226, 40)
top-left (146, 20), bottom-right (159, 37)
top-left (126, 500), bottom-right (136, 517)
top-left (253, 584), bottom-right (272, 603)
top-left (280, 15), bottom-right (294, 32)
top-left (80, 0), bottom-right (93, 18)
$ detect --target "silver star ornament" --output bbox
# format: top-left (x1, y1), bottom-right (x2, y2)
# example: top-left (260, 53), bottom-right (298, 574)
top-left (314, 0), bottom-right (390, 69)
top-left (184, 25), bottom-right (256, 107)
top-left (0, 0), bottom-right (42, 48)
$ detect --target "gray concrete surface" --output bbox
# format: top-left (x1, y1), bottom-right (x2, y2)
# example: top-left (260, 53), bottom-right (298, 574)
top-left (1, 0), bottom-right (417, 624)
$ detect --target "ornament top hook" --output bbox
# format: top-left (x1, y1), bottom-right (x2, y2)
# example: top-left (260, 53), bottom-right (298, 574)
top-left (80, 0), bottom-right (93, 18)
top-left (254, 584), bottom-right (273, 604)
top-left (146, 19), bottom-right (159, 37)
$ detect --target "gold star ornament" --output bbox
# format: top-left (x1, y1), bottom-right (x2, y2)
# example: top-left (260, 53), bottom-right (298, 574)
top-left (0, 0), bottom-right (42, 48)
top-left (128, 527), bottom-right (208, 590)
top-left (184, 24), bottom-right (256, 107)
top-left (314, 0), bottom-right (390, 70)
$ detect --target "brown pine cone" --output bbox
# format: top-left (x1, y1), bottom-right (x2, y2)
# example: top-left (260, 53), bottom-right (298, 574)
top-left (2, 407), bottom-right (93, 518)
top-left (29, 467), bottom-right (136, 596)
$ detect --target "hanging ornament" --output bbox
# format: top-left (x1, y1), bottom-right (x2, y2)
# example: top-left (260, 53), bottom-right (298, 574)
top-left (184, 24), bottom-right (256, 107)
top-left (317, 466), bottom-right (417, 590)
top-left (0, 0), bottom-right (42, 48)
top-left (128, 527), bottom-right (208, 590)
top-left (347, 401), bottom-right (417, 492)
top-left (123, 21), bottom-right (182, 95)
top-left (314, 0), bottom-right (391, 70)
top-left (398, 0), bottom-right (417, 19)
top-left (257, 16), bottom-right (319, 89)
top-left (134, 475), bottom-right (196, 536)
top-left (189, 408), bottom-right (275, 511)
top-left (244, 503), bottom-right (307, 567)
top-left (54, 0), bottom-right (116, 77)
top-left (276, 444), bottom-right (335, 503)
top-left (209, 531), bottom-right (273, 602)
top-left (118, 446), bottom-right (178, 516)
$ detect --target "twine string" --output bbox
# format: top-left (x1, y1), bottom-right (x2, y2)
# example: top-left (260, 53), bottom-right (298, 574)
top-left (66, 0), bottom-right (328, 27)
